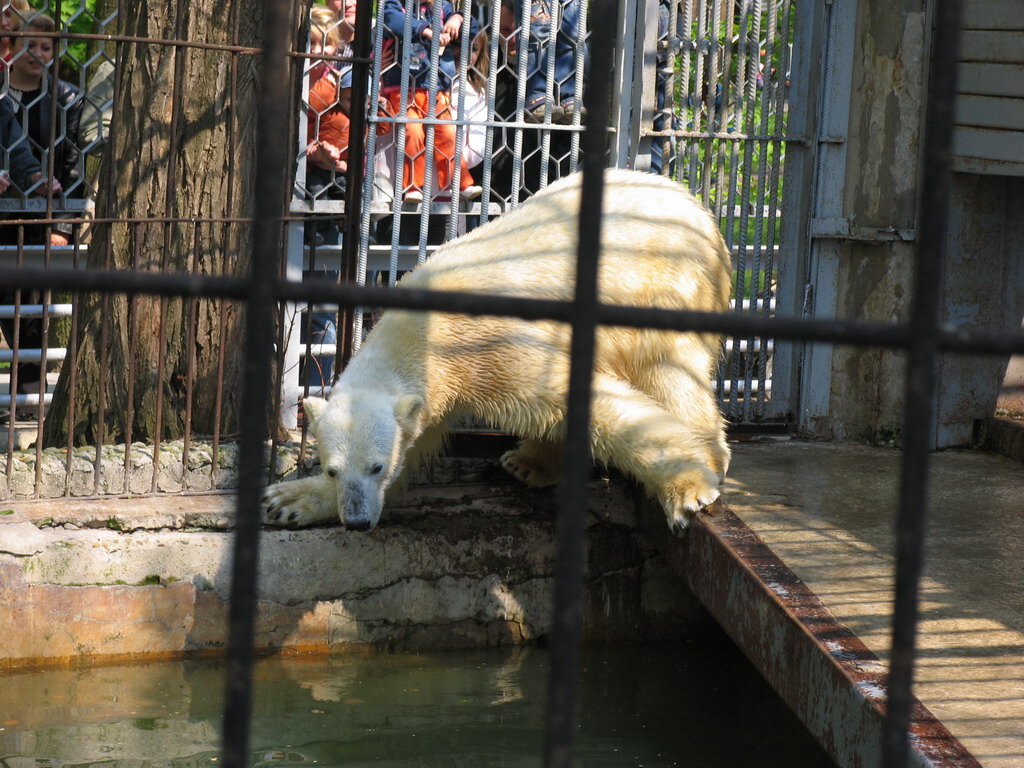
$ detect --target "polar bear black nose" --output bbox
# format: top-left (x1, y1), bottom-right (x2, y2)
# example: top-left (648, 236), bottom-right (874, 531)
top-left (347, 518), bottom-right (372, 532)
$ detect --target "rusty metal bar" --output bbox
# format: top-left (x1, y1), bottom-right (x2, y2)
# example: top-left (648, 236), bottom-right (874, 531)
top-left (61, 226), bottom-right (83, 495)
top-left (123, 225), bottom-right (141, 494)
top-left (650, 501), bottom-right (982, 768)
top-left (883, 1), bottom-right (964, 765)
top-left (220, 0), bottom-right (293, 765)
top-left (1, 265), bottom-right (1024, 357)
top-left (182, 225), bottom-right (201, 481)
top-left (542, 0), bottom-right (619, 764)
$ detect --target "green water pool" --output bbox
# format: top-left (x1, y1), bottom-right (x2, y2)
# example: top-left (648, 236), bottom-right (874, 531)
top-left (0, 641), bottom-right (833, 767)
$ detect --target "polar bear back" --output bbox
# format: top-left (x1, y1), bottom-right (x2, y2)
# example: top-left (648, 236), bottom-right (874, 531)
top-left (400, 168), bottom-right (731, 316)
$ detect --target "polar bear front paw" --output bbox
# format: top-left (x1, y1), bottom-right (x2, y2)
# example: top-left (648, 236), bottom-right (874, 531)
top-left (263, 475), bottom-right (339, 527)
top-left (500, 446), bottom-right (562, 488)
top-left (663, 468), bottom-right (722, 535)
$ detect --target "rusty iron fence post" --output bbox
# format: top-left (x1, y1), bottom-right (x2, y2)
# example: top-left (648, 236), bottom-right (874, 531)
top-left (220, 0), bottom-right (294, 765)
top-left (881, 0), bottom-right (964, 766)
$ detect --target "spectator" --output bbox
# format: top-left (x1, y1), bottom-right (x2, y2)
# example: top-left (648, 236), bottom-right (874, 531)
top-left (78, 58), bottom-right (115, 243)
top-left (79, 58), bottom-right (115, 151)
top-left (380, 0), bottom-right (482, 203)
top-left (300, 5), bottom-right (352, 389)
top-left (0, 96), bottom-right (61, 415)
top-left (452, 28), bottom-right (489, 172)
top-left (488, 0), bottom-right (572, 203)
top-left (2, 12), bottom-right (83, 247)
top-left (304, 4), bottom-right (351, 246)
top-left (0, 0), bottom-right (30, 63)
top-left (518, 0), bottom-right (586, 125)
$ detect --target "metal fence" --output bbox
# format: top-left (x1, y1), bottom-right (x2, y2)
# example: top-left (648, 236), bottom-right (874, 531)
top-left (0, 0), bottom-right (1020, 767)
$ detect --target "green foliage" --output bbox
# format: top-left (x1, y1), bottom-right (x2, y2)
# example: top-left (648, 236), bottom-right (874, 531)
top-left (58, 0), bottom-right (105, 80)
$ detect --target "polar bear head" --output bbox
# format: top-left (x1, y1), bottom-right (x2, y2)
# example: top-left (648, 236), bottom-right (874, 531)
top-left (302, 390), bottom-right (424, 530)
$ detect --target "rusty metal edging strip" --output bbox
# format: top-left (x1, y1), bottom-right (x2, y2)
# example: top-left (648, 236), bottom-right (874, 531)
top-left (659, 502), bottom-right (980, 768)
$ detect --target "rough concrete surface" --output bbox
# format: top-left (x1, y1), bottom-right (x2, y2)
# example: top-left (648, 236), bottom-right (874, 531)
top-left (724, 440), bottom-right (1024, 768)
top-left (0, 464), bottom-right (707, 666)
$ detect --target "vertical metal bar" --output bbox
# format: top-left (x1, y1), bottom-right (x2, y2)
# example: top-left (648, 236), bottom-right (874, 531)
top-left (542, 0), bottom-right (616, 764)
top-left (214, 0), bottom-right (243, 485)
top-left (341, 0), bottom-right (374, 364)
top-left (756, 0), bottom-right (789, 417)
top-left (152, 0), bottom-right (191, 491)
top-left (5, 232), bottom-right (24, 474)
top-left (181, 224), bottom-right (201, 482)
top-left (220, 0), bottom-right (292, 765)
top-left (123, 224), bottom-right (141, 494)
top-left (91, 290), bottom-right (111, 495)
top-left (386, 0), bottom-right (418, 276)
top-left (62, 227), bottom-right (82, 494)
top-left (881, 1), bottom-right (962, 766)
top-left (537, 0), bottom-right (561, 188)
top-left (567, 0), bottom-right (587, 171)
top-left (91, 199), bottom-right (115, 495)
top-left (476, 0), bottom-right (502, 224)
top-left (510, 0), bottom-right (532, 207)
top-left (446, 0), bottom-right (474, 242)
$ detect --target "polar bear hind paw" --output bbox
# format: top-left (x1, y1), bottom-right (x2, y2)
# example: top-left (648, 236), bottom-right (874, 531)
top-left (500, 447), bottom-right (561, 488)
top-left (263, 478), bottom-right (338, 527)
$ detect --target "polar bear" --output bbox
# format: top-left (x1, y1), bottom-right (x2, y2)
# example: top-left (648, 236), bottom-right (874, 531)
top-left (265, 168), bottom-right (731, 532)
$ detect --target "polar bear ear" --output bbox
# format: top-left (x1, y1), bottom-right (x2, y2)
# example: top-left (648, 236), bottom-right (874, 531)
top-left (393, 395), bottom-right (424, 434)
top-left (302, 396), bottom-right (328, 427)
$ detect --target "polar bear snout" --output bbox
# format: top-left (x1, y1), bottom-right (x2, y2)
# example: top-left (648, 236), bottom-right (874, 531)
top-left (341, 480), bottom-right (383, 532)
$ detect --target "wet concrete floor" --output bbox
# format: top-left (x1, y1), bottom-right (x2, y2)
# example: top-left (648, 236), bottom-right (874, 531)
top-left (724, 440), bottom-right (1024, 768)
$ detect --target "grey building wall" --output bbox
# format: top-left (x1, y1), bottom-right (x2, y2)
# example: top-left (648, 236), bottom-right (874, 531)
top-left (807, 0), bottom-right (1024, 447)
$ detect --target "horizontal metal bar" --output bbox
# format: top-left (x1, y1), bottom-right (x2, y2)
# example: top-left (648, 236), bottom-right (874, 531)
top-left (372, 115), bottom-right (591, 133)
top-left (720, 379), bottom-right (770, 394)
top-left (0, 348), bottom-right (66, 363)
top-left (4, 28), bottom-right (263, 56)
top-left (0, 266), bottom-right (1021, 356)
top-left (0, 199), bottom-right (91, 212)
top-left (0, 304), bottom-right (73, 318)
top-left (724, 339), bottom-right (775, 354)
top-left (0, 397), bottom-right (49, 409)
top-left (641, 127), bottom-right (811, 144)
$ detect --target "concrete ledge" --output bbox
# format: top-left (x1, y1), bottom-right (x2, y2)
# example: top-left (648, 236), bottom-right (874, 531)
top-left (0, 473), bottom-right (711, 667)
top-left (974, 416), bottom-right (1024, 463)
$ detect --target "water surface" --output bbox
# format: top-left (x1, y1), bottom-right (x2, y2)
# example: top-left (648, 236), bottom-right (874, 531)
top-left (1, 641), bottom-right (834, 767)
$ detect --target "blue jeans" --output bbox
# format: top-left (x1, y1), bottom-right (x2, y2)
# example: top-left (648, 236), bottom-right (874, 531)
top-left (302, 166), bottom-right (346, 246)
top-left (302, 270), bottom-right (339, 387)
top-left (525, 0), bottom-right (583, 109)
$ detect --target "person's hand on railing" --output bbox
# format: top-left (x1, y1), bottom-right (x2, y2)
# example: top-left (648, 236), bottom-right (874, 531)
top-left (0, 170), bottom-right (10, 194)
top-left (28, 172), bottom-right (63, 195)
top-left (307, 140), bottom-right (348, 172)
top-left (49, 231), bottom-right (69, 246)
top-left (442, 13), bottom-right (463, 41)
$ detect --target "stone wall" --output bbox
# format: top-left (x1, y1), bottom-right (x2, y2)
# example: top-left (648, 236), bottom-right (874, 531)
top-left (0, 454), bottom-right (709, 667)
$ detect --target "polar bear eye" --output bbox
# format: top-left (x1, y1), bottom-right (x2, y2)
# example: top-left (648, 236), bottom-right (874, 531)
top-left (326, 468), bottom-right (337, 478)
top-left (368, 463), bottom-right (383, 476)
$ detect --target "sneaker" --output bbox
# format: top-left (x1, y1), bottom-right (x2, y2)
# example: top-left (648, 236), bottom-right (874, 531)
top-left (404, 190), bottom-right (423, 203)
top-left (557, 100), bottom-right (586, 125)
top-left (461, 185), bottom-right (483, 200)
top-left (525, 102), bottom-right (564, 124)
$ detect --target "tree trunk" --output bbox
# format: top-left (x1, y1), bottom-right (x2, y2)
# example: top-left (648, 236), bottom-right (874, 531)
top-left (45, 0), bottom-right (269, 447)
